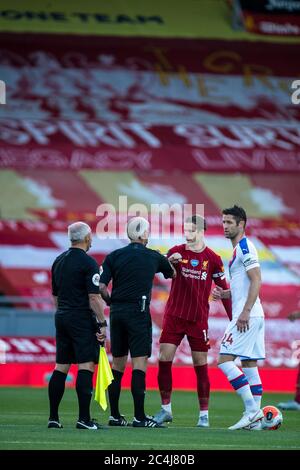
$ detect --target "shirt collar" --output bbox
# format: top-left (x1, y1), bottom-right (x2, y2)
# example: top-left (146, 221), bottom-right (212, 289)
top-left (129, 242), bottom-right (146, 249)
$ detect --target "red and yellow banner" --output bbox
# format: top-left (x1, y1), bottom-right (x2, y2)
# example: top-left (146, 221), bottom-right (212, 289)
top-left (0, 36), bottom-right (299, 173)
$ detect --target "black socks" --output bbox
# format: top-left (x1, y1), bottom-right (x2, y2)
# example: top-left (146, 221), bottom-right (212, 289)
top-left (76, 369), bottom-right (93, 422)
top-left (131, 369), bottom-right (146, 421)
top-left (48, 370), bottom-right (67, 421)
top-left (108, 369), bottom-right (124, 418)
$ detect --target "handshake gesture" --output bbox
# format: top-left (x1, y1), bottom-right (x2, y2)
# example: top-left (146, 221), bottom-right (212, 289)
top-left (168, 252), bottom-right (182, 264)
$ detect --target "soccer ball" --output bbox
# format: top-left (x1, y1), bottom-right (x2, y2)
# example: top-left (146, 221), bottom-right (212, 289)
top-left (261, 405), bottom-right (283, 430)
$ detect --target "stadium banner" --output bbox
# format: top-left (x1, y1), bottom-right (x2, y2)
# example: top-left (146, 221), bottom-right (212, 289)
top-left (0, 363), bottom-right (298, 392)
top-left (0, 122), bottom-right (300, 173)
top-left (0, 0), bottom-right (299, 42)
top-left (238, 0), bottom-right (300, 37)
top-left (1, 328), bottom-right (299, 369)
top-left (1, 35), bottom-right (299, 172)
top-left (0, 0), bottom-right (213, 37)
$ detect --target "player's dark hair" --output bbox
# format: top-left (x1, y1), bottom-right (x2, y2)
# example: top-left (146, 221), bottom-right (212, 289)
top-left (222, 205), bottom-right (247, 227)
top-left (185, 214), bottom-right (207, 232)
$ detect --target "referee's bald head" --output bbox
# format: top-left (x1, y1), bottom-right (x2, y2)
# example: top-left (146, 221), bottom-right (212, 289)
top-left (127, 217), bottom-right (150, 243)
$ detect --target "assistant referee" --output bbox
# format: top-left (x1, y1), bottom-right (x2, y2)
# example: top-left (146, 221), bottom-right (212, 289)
top-left (48, 221), bottom-right (107, 430)
top-left (99, 217), bottom-right (175, 428)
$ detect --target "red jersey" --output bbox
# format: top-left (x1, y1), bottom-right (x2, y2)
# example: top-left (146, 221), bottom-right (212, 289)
top-left (164, 244), bottom-right (231, 325)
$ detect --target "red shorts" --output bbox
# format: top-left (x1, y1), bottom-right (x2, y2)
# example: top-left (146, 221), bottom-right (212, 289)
top-left (159, 315), bottom-right (210, 352)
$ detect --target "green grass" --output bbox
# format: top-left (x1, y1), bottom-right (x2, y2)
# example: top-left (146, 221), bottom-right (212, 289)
top-left (0, 388), bottom-right (299, 450)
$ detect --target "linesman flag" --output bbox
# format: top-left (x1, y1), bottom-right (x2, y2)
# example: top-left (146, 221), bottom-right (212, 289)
top-left (94, 346), bottom-right (114, 410)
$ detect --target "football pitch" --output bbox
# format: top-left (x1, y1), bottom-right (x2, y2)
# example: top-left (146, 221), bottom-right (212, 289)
top-left (0, 387), bottom-right (299, 450)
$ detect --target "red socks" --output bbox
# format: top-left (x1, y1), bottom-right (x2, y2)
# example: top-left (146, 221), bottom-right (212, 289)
top-left (158, 361), bottom-right (210, 411)
top-left (158, 361), bottom-right (172, 404)
top-left (194, 364), bottom-right (210, 411)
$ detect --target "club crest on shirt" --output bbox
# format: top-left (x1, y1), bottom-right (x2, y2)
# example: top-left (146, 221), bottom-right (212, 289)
top-left (202, 260), bottom-right (209, 270)
top-left (190, 259), bottom-right (199, 267)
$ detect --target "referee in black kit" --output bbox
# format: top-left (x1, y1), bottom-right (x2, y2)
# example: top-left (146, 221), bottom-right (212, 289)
top-left (99, 216), bottom-right (175, 428)
top-left (48, 221), bottom-right (107, 430)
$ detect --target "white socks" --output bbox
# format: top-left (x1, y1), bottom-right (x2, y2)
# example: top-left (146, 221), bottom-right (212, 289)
top-left (218, 361), bottom-right (258, 414)
top-left (162, 403), bottom-right (172, 414)
top-left (242, 367), bottom-right (263, 408)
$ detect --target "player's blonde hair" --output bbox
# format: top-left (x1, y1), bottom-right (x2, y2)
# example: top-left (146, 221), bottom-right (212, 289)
top-left (185, 214), bottom-right (207, 232)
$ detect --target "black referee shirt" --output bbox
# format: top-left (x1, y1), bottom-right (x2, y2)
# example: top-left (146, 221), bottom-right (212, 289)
top-left (100, 242), bottom-right (174, 303)
top-left (51, 247), bottom-right (100, 312)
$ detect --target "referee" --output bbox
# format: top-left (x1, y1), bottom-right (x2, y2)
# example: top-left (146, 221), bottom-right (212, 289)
top-left (99, 217), bottom-right (175, 428)
top-left (48, 221), bottom-right (107, 430)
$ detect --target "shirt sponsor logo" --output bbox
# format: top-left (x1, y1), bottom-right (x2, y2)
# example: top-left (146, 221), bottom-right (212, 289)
top-left (182, 266), bottom-right (201, 279)
top-left (190, 259), bottom-right (199, 267)
top-left (92, 273), bottom-right (100, 286)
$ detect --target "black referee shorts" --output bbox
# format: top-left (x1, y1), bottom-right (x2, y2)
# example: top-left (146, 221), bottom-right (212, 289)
top-left (110, 304), bottom-right (152, 358)
top-left (55, 311), bottom-right (99, 364)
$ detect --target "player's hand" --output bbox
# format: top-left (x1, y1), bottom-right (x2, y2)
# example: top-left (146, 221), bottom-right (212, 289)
top-left (168, 252), bottom-right (182, 264)
top-left (212, 286), bottom-right (223, 300)
top-left (236, 311), bottom-right (250, 333)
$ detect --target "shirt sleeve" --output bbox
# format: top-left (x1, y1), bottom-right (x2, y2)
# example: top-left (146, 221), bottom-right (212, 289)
top-left (51, 261), bottom-right (58, 296)
top-left (212, 255), bottom-right (232, 321)
top-left (85, 257), bottom-right (101, 294)
top-left (238, 241), bottom-right (260, 272)
top-left (99, 254), bottom-right (113, 286)
top-left (167, 245), bottom-right (179, 257)
top-left (212, 255), bottom-right (226, 282)
top-left (157, 253), bottom-right (174, 279)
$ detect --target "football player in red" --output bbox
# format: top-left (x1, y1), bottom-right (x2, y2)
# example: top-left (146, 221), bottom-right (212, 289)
top-left (153, 215), bottom-right (232, 427)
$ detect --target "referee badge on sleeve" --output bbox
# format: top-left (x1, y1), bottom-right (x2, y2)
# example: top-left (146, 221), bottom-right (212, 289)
top-left (92, 273), bottom-right (100, 286)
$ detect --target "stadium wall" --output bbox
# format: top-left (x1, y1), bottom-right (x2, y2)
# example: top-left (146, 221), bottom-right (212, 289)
top-left (0, 363), bottom-right (297, 393)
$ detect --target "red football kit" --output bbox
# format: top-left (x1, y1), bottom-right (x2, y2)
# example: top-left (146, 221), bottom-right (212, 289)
top-left (160, 244), bottom-right (232, 351)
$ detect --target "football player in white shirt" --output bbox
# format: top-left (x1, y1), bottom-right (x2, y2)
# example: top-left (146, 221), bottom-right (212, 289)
top-left (212, 205), bottom-right (265, 430)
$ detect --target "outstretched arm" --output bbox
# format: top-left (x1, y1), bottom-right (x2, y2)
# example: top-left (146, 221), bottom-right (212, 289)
top-left (213, 277), bottom-right (232, 321)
